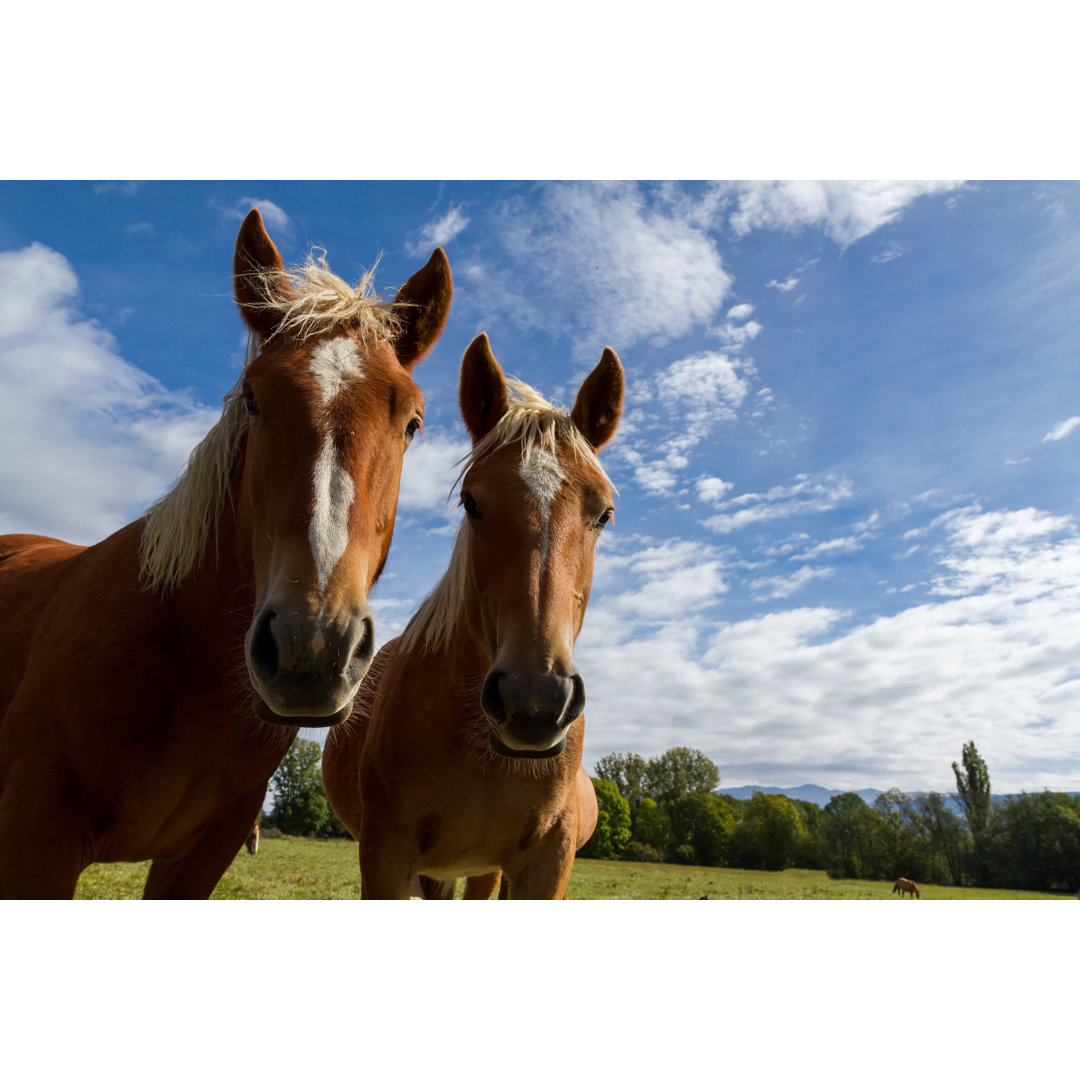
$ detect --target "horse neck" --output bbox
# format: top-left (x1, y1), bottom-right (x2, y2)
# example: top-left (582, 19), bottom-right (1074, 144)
top-left (164, 469), bottom-right (253, 641)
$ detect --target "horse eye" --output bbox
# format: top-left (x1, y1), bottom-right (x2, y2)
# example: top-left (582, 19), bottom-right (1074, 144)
top-left (404, 417), bottom-right (422, 444)
top-left (596, 509), bottom-right (614, 530)
top-left (461, 492), bottom-right (480, 520)
top-left (242, 384), bottom-right (259, 417)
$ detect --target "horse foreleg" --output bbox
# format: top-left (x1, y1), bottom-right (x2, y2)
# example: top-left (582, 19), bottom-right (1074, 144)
top-left (0, 778), bottom-right (85, 899)
top-left (358, 825), bottom-right (418, 900)
top-left (503, 825), bottom-right (576, 900)
top-left (142, 791), bottom-right (265, 899)
top-left (463, 871), bottom-right (501, 900)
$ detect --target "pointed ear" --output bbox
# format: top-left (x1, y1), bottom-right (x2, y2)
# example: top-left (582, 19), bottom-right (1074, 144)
top-left (571, 347), bottom-right (624, 451)
top-left (391, 247), bottom-right (453, 371)
top-left (459, 333), bottom-right (509, 444)
top-left (233, 208), bottom-right (293, 340)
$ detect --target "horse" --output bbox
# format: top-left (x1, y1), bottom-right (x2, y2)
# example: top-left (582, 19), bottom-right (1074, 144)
top-left (893, 877), bottom-right (920, 898)
top-left (0, 208), bottom-right (452, 899)
top-left (323, 332), bottom-right (622, 899)
top-left (245, 823), bottom-right (260, 855)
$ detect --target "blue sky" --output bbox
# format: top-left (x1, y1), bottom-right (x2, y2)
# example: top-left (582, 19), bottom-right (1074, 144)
top-left (2, 180), bottom-right (1078, 796)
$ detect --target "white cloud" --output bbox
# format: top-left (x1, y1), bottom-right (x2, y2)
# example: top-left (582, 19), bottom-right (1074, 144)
top-left (576, 506), bottom-right (1080, 793)
top-left (751, 565), bottom-right (835, 600)
top-left (1043, 416), bottom-right (1080, 442)
top-left (406, 205), bottom-right (470, 257)
top-left (397, 432), bottom-right (471, 515)
top-left (696, 476), bottom-right (734, 504)
top-left (728, 181), bottom-right (966, 245)
top-left (0, 243), bottom-right (220, 544)
top-left (490, 182), bottom-right (733, 358)
top-left (711, 318), bottom-right (762, 349)
top-left (727, 303), bottom-right (754, 320)
top-left (703, 474), bottom-right (853, 534)
top-left (766, 277), bottom-right (799, 292)
top-left (223, 198), bottom-right (291, 233)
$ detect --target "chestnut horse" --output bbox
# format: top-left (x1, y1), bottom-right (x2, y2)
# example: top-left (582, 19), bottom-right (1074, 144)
top-left (246, 824), bottom-right (260, 855)
top-left (0, 209), bottom-right (452, 898)
top-left (323, 332), bottom-right (622, 899)
top-left (893, 877), bottom-right (920, 898)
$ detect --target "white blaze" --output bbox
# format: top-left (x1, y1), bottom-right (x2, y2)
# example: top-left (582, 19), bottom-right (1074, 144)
top-left (519, 449), bottom-right (566, 563)
top-left (310, 436), bottom-right (355, 596)
top-left (310, 336), bottom-right (365, 402)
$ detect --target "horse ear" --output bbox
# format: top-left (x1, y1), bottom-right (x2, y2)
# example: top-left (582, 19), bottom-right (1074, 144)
top-left (460, 333), bottom-right (509, 444)
top-left (233, 208), bottom-right (294, 341)
top-left (391, 247), bottom-right (453, 371)
top-left (571, 347), bottom-right (624, 451)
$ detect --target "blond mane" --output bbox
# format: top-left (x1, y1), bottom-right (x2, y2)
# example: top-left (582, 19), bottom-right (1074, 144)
top-left (399, 378), bottom-right (612, 656)
top-left (240, 250), bottom-right (404, 357)
top-left (139, 251), bottom-right (404, 593)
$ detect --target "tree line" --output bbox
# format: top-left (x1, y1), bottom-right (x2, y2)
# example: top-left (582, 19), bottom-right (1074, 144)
top-left (264, 738), bottom-right (1079, 895)
top-left (581, 742), bottom-right (1080, 895)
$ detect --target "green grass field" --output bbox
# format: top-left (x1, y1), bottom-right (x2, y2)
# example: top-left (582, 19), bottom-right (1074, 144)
top-left (72, 836), bottom-right (1074, 899)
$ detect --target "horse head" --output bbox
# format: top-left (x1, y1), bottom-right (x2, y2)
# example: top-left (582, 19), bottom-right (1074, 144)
top-left (232, 209), bottom-right (452, 726)
top-left (456, 333), bottom-right (623, 757)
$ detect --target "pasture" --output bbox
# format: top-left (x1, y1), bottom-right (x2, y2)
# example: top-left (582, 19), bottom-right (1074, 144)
top-left (73, 837), bottom-right (1072, 900)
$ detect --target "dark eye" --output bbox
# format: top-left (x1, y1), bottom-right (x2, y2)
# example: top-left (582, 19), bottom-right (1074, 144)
top-left (461, 492), bottom-right (480, 520)
top-left (242, 384), bottom-right (259, 417)
top-left (404, 417), bottom-right (422, 444)
top-left (595, 509), bottom-right (614, 530)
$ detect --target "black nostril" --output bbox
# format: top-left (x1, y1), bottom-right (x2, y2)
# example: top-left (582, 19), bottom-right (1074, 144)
top-left (565, 673), bottom-right (586, 725)
top-left (481, 670), bottom-right (505, 724)
top-left (250, 610), bottom-right (279, 680)
top-left (353, 614), bottom-right (375, 669)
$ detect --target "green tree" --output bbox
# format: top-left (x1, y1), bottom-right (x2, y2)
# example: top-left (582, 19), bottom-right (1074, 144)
top-left (667, 794), bottom-right (735, 866)
top-left (643, 747), bottom-right (720, 803)
top-left (594, 752), bottom-right (649, 807)
top-left (731, 792), bottom-right (806, 871)
top-left (822, 792), bottom-right (884, 879)
top-left (873, 788), bottom-right (929, 882)
top-left (986, 791), bottom-right (1080, 892)
top-left (630, 797), bottom-right (672, 853)
top-left (579, 777), bottom-right (632, 859)
top-left (913, 792), bottom-right (967, 886)
top-left (952, 740), bottom-right (992, 884)
top-left (267, 738), bottom-right (331, 836)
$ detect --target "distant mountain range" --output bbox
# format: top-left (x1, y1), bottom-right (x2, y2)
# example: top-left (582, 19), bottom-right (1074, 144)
top-left (715, 784), bottom-right (1077, 814)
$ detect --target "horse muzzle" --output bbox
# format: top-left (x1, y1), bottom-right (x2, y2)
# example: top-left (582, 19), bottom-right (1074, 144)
top-left (245, 603), bottom-right (375, 726)
top-left (480, 667), bottom-right (585, 757)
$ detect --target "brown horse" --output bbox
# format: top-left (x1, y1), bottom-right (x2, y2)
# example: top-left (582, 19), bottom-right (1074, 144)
top-left (245, 823), bottom-right (260, 855)
top-left (0, 209), bottom-right (452, 899)
top-left (323, 333), bottom-right (622, 899)
top-left (893, 877), bottom-right (920, 898)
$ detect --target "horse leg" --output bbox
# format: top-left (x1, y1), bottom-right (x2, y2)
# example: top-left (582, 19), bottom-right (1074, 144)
top-left (503, 825), bottom-right (576, 900)
top-left (462, 871), bottom-right (501, 900)
top-left (142, 790), bottom-right (266, 900)
top-left (0, 765), bottom-right (86, 899)
top-left (358, 825), bottom-right (418, 900)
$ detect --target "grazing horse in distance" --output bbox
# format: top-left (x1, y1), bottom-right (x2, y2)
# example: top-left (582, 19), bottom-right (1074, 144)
top-left (893, 877), bottom-right (920, 898)
top-left (0, 209), bottom-right (452, 899)
top-left (323, 333), bottom-right (622, 899)
top-left (245, 823), bottom-right (260, 855)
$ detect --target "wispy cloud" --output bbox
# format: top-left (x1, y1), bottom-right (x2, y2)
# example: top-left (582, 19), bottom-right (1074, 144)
top-left (703, 474), bottom-right (853, 534)
top-left (1043, 416), bottom-right (1080, 442)
top-left (766, 277), bottom-right (799, 292)
top-left (487, 182), bottom-right (733, 359)
top-left (751, 564), bottom-right (835, 600)
top-left (727, 181), bottom-right (966, 245)
top-left (405, 205), bottom-right (470, 257)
